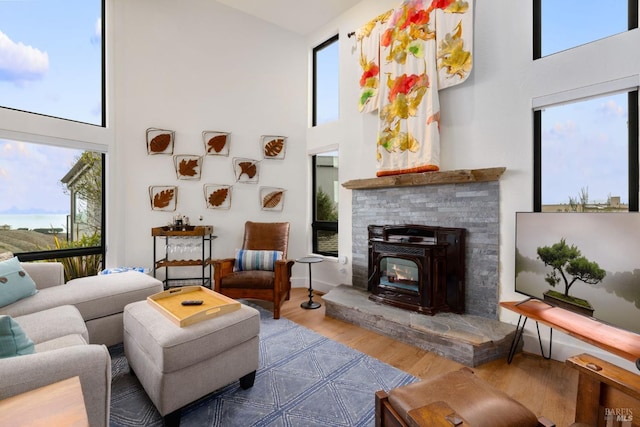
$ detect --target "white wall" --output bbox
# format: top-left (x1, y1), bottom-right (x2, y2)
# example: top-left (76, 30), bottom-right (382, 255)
top-left (307, 0), bottom-right (640, 371)
top-left (109, 0), bottom-right (310, 282)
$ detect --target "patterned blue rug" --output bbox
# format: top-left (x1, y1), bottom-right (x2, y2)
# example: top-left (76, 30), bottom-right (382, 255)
top-left (109, 303), bottom-right (417, 426)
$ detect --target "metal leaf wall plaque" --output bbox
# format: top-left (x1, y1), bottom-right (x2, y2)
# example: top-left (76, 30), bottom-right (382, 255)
top-left (259, 187), bottom-right (285, 211)
top-left (261, 135), bottom-right (287, 159)
top-left (204, 184), bottom-right (232, 209)
top-left (174, 155), bottom-right (203, 180)
top-left (202, 131), bottom-right (230, 156)
top-left (149, 186), bottom-right (178, 211)
top-left (147, 128), bottom-right (175, 155)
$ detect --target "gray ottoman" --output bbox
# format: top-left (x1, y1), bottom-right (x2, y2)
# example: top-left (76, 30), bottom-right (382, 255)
top-left (123, 300), bottom-right (260, 425)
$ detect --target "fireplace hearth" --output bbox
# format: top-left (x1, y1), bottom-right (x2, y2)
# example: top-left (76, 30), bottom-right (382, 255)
top-left (368, 224), bottom-right (465, 315)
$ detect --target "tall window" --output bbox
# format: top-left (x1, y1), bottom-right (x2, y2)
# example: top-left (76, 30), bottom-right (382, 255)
top-left (0, 140), bottom-right (105, 277)
top-left (0, 0), bottom-right (105, 126)
top-left (312, 151), bottom-right (339, 257)
top-left (534, 90), bottom-right (639, 212)
top-left (533, 0), bottom-right (637, 58)
top-left (312, 35), bottom-right (339, 126)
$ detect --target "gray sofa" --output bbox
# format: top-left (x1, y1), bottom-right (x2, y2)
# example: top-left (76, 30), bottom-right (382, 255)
top-left (2, 263), bottom-right (163, 346)
top-left (0, 262), bottom-right (164, 427)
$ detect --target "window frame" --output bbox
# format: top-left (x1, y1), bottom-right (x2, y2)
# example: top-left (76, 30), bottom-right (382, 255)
top-left (533, 0), bottom-right (638, 60)
top-left (311, 153), bottom-right (338, 257)
top-left (312, 34), bottom-right (339, 127)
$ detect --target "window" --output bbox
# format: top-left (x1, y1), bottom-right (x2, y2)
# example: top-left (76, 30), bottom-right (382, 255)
top-left (312, 151), bottom-right (339, 257)
top-left (0, 0), bottom-right (105, 126)
top-left (312, 35), bottom-right (339, 126)
top-left (534, 90), bottom-right (639, 212)
top-left (533, 0), bottom-right (637, 59)
top-left (0, 140), bottom-right (104, 271)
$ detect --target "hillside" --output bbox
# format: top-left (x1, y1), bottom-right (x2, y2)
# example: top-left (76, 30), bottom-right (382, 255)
top-left (0, 230), bottom-right (59, 253)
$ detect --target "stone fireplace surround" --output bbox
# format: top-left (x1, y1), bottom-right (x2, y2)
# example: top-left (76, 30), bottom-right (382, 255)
top-left (323, 168), bottom-right (520, 366)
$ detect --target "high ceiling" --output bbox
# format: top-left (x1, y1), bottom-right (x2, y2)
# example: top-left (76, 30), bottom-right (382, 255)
top-left (215, 0), bottom-right (362, 36)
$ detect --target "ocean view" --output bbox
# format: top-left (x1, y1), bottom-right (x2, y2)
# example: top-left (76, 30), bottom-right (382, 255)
top-left (0, 214), bottom-right (69, 231)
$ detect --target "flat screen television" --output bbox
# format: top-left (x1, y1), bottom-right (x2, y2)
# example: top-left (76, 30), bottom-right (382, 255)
top-left (515, 212), bottom-right (640, 335)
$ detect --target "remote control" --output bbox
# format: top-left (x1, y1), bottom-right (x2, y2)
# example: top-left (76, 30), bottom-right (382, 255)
top-left (181, 300), bottom-right (203, 306)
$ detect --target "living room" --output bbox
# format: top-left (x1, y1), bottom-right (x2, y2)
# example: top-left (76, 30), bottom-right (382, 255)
top-left (1, 0), bottom-right (640, 425)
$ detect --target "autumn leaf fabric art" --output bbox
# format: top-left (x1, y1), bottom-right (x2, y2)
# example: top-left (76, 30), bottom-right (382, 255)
top-left (356, 0), bottom-right (473, 177)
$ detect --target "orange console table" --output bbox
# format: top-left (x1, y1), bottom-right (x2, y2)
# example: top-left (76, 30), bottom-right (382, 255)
top-left (501, 300), bottom-right (640, 369)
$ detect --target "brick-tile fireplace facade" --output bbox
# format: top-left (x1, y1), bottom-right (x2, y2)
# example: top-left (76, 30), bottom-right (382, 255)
top-left (350, 175), bottom-right (501, 319)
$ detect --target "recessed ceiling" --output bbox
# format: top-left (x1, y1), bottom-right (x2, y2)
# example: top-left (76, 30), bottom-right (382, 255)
top-left (215, 0), bottom-right (362, 36)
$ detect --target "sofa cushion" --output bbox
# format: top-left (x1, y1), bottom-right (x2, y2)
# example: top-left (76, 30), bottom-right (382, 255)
top-left (15, 305), bottom-right (88, 344)
top-left (0, 271), bottom-right (163, 322)
top-left (0, 315), bottom-right (35, 358)
top-left (0, 257), bottom-right (37, 308)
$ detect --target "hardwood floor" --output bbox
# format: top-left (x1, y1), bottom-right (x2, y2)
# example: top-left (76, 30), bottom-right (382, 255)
top-left (278, 288), bottom-right (579, 426)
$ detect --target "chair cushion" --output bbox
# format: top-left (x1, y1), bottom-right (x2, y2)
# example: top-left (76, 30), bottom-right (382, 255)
top-left (234, 249), bottom-right (282, 271)
top-left (388, 369), bottom-right (539, 427)
top-left (221, 270), bottom-right (275, 289)
top-left (0, 257), bottom-right (37, 308)
top-left (0, 315), bottom-right (35, 358)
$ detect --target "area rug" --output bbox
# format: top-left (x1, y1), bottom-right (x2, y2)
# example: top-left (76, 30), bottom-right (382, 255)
top-left (109, 303), bottom-right (417, 426)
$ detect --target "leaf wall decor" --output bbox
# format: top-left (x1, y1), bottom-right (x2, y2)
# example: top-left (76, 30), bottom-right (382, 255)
top-left (202, 131), bottom-right (230, 156)
top-left (149, 186), bottom-right (178, 211)
top-left (261, 135), bottom-right (287, 159)
top-left (259, 187), bottom-right (286, 211)
top-left (204, 184), bottom-right (232, 209)
top-left (232, 157), bottom-right (260, 184)
top-left (173, 155), bottom-right (203, 180)
top-left (147, 128), bottom-right (175, 155)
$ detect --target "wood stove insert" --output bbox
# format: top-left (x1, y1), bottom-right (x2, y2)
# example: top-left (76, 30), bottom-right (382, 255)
top-left (368, 224), bottom-right (466, 315)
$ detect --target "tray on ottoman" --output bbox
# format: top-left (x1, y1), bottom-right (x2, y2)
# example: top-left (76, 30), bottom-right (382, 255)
top-left (147, 285), bottom-right (240, 327)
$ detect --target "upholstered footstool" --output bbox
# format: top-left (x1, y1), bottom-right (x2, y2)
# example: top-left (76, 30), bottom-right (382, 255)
top-left (123, 300), bottom-right (260, 425)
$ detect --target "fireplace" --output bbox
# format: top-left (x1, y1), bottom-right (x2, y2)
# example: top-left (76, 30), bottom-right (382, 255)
top-left (368, 224), bottom-right (465, 315)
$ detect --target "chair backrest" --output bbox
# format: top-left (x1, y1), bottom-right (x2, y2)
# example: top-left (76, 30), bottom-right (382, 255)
top-left (242, 221), bottom-right (290, 258)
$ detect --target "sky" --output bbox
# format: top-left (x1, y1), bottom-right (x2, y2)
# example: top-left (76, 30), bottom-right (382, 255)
top-left (0, 1), bottom-right (634, 215)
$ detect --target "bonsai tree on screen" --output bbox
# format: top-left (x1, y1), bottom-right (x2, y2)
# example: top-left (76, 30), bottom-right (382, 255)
top-left (537, 238), bottom-right (606, 304)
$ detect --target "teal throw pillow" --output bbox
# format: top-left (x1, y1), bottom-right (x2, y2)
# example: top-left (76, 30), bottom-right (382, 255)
top-left (0, 257), bottom-right (38, 308)
top-left (0, 315), bottom-right (35, 358)
top-left (235, 249), bottom-right (283, 271)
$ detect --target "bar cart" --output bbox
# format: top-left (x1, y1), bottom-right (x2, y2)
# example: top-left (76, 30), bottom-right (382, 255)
top-left (152, 225), bottom-right (216, 289)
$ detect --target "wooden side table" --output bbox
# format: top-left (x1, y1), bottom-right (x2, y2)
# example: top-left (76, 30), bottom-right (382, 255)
top-left (296, 256), bottom-right (323, 309)
top-left (0, 376), bottom-right (89, 427)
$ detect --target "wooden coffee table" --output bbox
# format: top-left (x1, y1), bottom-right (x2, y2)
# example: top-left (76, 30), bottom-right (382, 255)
top-left (0, 376), bottom-right (89, 427)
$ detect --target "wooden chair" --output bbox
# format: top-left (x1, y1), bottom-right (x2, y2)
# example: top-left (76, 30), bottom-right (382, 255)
top-left (375, 367), bottom-right (554, 427)
top-left (567, 353), bottom-right (640, 427)
top-left (212, 221), bottom-right (294, 319)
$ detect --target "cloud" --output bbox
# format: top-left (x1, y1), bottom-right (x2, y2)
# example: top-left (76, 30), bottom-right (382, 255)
top-left (543, 119), bottom-right (578, 140)
top-left (0, 30), bottom-right (48, 84)
top-left (597, 99), bottom-right (624, 118)
top-left (91, 17), bottom-right (102, 45)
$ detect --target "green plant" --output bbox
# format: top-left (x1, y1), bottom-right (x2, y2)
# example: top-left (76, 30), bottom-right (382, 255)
top-left (316, 188), bottom-right (338, 221)
top-left (537, 238), bottom-right (606, 298)
top-left (52, 232), bottom-right (103, 281)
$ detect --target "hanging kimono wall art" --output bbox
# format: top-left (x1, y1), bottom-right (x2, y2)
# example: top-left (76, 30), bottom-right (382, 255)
top-left (357, 0), bottom-right (474, 177)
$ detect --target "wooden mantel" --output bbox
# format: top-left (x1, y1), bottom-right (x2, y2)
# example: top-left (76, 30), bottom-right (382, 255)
top-left (342, 167), bottom-right (506, 190)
